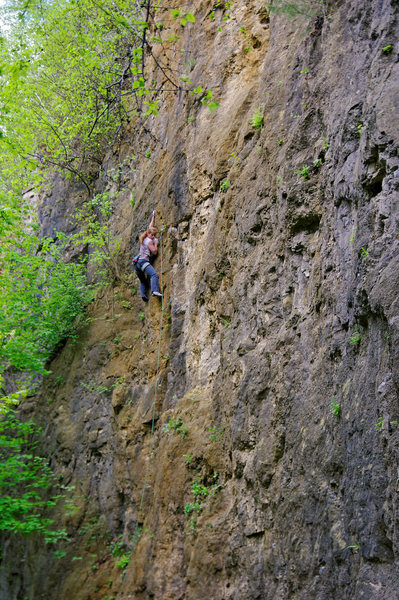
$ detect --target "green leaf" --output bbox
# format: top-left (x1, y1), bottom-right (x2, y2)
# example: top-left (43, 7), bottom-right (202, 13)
top-left (208, 101), bottom-right (220, 113)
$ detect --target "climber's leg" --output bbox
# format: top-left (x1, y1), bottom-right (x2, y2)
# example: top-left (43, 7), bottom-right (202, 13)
top-left (143, 264), bottom-right (162, 297)
top-left (134, 266), bottom-right (149, 301)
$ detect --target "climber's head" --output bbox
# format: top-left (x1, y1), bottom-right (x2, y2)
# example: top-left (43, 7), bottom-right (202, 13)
top-left (140, 226), bottom-right (158, 244)
top-left (147, 226), bottom-right (158, 238)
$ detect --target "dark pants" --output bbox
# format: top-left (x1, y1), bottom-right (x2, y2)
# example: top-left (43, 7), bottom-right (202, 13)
top-left (135, 259), bottom-right (160, 298)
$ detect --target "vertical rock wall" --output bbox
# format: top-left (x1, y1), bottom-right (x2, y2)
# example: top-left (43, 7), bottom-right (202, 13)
top-left (1, 0), bottom-right (399, 598)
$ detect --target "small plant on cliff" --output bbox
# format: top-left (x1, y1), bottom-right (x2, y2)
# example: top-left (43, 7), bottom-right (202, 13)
top-left (296, 165), bottom-right (310, 179)
top-left (250, 106), bottom-right (264, 130)
top-left (183, 453), bottom-right (192, 465)
top-left (314, 158), bottom-right (323, 168)
top-left (382, 44), bottom-right (393, 54)
top-left (184, 473), bottom-right (221, 529)
top-left (209, 425), bottom-right (225, 443)
top-left (376, 416), bottom-right (383, 431)
top-left (349, 325), bottom-right (361, 346)
top-left (164, 417), bottom-right (188, 440)
top-left (349, 226), bottom-right (357, 242)
top-left (191, 87), bottom-right (220, 112)
top-left (330, 398), bottom-right (341, 416)
top-left (221, 179), bottom-right (230, 192)
top-left (81, 380), bottom-right (110, 394)
top-left (360, 247), bottom-right (369, 260)
top-left (115, 552), bottom-right (131, 570)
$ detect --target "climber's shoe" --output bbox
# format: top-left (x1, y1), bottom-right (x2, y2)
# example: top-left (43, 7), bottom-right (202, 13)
top-left (152, 291), bottom-right (162, 298)
top-left (142, 295), bottom-right (149, 302)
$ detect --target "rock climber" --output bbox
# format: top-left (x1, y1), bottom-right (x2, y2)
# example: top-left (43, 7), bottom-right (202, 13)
top-left (134, 210), bottom-right (162, 302)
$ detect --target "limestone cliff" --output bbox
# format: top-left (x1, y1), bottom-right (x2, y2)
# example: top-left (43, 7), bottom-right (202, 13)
top-left (2, 0), bottom-right (399, 598)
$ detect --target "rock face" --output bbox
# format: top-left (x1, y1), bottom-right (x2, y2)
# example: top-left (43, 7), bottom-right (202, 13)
top-left (2, 0), bottom-right (399, 599)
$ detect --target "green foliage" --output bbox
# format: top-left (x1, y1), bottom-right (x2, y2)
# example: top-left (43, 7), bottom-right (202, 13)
top-left (0, 0), bottom-right (139, 185)
top-left (330, 398), bottom-right (340, 416)
top-left (382, 44), bottom-right (393, 54)
top-left (209, 425), bottom-right (225, 443)
top-left (109, 534), bottom-right (130, 569)
top-left (0, 213), bottom-right (90, 374)
top-left (0, 409), bottom-right (64, 536)
top-left (170, 8), bottom-right (196, 26)
top-left (110, 535), bottom-right (125, 557)
top-left (183, 453), bottom-right (192, 465)
top-left (314, 158), bottom-right (323, 168)
top-left (349, 226), bottom-right (357, 243)
top-left (296, 165), bottom-right (310, 179)
top-left (347, 542), bottom-right (360, 554)
top-left (0, 0), bottom-right (218, 189)
top-left (67, 192), bottom-right (123, 283)
top-left (164, 417), bottom-right (188, 440)
top-left (190, 86), bottom-right (220, 112)
top-left (349, 326), bottom-right (361, 346)
top-left (221, 179), bottom-right (230, 192)
top-left (250, 106), bottom-right (264, 130)
top-left (116, 553), bottom-right (131, 569)
top-left (210, 0), bottom-right (233, 28)
top-left (376, 416), bottom-right (383, 430)
top-left (184, 473), bottom-right (221, 528)
top-left (360, 247), bottom-right (369, 260)
top-left (81, 381), bottom-right (110, 394)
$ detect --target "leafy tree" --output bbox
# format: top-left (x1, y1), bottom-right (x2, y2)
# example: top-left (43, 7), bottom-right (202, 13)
top-left (0, 220), bottom-right (90, 374)
top-left (0, 409), bottom-right (60, 535)
top-left (0, 0), bottom-right (198, 189)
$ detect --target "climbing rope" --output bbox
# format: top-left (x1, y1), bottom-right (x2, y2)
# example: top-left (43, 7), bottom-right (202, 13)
top-left (131, 227), bottom-right (165, 545)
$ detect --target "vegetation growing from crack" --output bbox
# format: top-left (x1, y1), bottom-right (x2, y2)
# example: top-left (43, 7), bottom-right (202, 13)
top-left (250, 106), bottom-right (264, 130)
top-left (349, 325), bottom-right (361, 346)
top-left (184, 473), bottom-right (221, 530)
top-left (296, 164), bottom-right (310, 179)
top-left (164, 417), bottom-right (188, 440)
top-left (330, 398), bottom-right (341, 416)
top-left (209, 425), bottom-right (225, 443)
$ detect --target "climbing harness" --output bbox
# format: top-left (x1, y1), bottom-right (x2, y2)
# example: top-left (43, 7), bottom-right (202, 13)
top-left (133, 255), bottom-right (150, 272)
